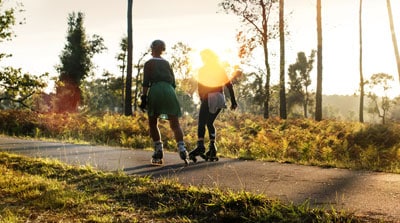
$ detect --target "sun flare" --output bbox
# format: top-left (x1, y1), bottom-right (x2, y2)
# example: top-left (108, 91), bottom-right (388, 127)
top-left (190, 44), bottom-right (240, 81)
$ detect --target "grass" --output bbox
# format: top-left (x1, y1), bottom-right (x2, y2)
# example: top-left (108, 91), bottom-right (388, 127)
top-left (0, 152), bottom-right (376, 223)
top-left (1, 110), bottom-right (399, 173)
top-left (0, 110), bottom-right (398, 222)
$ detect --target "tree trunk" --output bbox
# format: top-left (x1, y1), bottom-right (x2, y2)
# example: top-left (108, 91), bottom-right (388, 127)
top-left (133, 52), bottom-right (147, 111)
top-left (261, 2), bottom-right (271, 119)
top-left (315, 0), bottom-right (323, 121)
top-left (359, 0), bottom-right (364, 123)
top-left (386, 0), bottom-right (400, 83)
top-left (304, 87), bottom-right (309, 118)
top-left (279, 0), bottom-right (287, 119)
top-left (124, 0), bottom-right (133, 116)
top-left (121, 53), bottom-right (126, 114)
top-left (263, 44), bottom-right (271, 119)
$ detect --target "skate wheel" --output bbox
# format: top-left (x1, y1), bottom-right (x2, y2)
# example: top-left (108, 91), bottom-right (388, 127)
top-left (151, 158), bottom-right (163, 165)
top-left (189, 154), bottom-right (197, 163)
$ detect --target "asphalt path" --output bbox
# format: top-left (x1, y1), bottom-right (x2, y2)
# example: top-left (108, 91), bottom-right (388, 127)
top-left (0, 136), bottom-right (399, 222)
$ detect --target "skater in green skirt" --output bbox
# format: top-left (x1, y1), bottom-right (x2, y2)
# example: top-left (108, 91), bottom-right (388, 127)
top-left (139, 39), bottom-right (189, 165)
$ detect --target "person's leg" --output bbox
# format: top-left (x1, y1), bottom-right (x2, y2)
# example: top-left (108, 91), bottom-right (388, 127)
top-left (168, 115), bottom-right (183, 142)
top-left (149, 115), bottom-right (161, 142)
top-left (205, 109), bottom-right (221, 160)
top-left (206, 109), bottom-right (221, 143)
top-left (190, 100), bottom-right (208, 156)
top-left (149, 115), bottom-right (163, 163)
top-left (169, 115), bottom-right (188, 160)
top-left (197, 100), bottom-right (208, 141)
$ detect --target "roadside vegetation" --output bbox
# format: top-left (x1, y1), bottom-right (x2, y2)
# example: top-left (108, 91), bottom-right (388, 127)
top-left (0, 152), bottom-right (376, 223)
top-left (1, 110), bottom-right (399, 222)
top-left (1, 110), bottom-right (399, 174)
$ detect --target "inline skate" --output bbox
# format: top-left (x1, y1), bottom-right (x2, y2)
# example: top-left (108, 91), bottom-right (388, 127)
top-left (205, 141), bottom-right (219, 162)
top-left (178, 141), bottom-right (189, 165)
top-left (188, 140), bottom-right (206, 163)
top-left (151, 142), bottom-right (164, 165)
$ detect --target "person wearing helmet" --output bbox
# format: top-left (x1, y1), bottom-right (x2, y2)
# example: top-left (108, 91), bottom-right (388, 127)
top-left (188, 49), bottom-right (237, 162)
top-left (140, 39), bottom-right (189, 165)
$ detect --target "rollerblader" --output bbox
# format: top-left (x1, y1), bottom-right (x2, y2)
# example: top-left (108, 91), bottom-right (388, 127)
top-left (140, 39), bottom-right (189, 165)
top-left (189, 49), bottom-right (237, 163)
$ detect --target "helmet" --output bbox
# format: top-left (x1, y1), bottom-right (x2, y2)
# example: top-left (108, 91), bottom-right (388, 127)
top-left (151, 39), bottom-right (166, 51)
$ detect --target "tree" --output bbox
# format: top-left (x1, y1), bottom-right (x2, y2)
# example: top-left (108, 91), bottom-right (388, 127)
top-left (116, 36), bottom-right (149, 113)
top-left (315, 0), bottom-right (323, 121)
top-left (81, 71), bottom-right (123, 114)
top-left (0, 1), bottom-right (47, 111)
top-left (168, 42), bottom-right (196, 114)
top-left (279, 0), bottom-right (287, 119)
top-left (133, 51), bottom-right (149, 112)
top-left (0, 0), bottom-right (24, 61)
top-left (366, 73), bottom-right (394, 124)
top-left (0, 67), bottom-right (47, 110)
top-left (359, 0), bottom-right (365, 123)
top-left (125, 0), bottom-right (133, 116)
top-left (220, 0), bottom-right (279, 119)
top-left (116, 36), bottom-right (127, 113)
top-left (287, 51), bottom-right (316, 118)
top-left (55, 12), bottom-right (106, 113)
top-left (234, 68), bottom-right (266, 114)
top-left (170, 42), bottom-right (195, 94)
top-left (386, 0), bottom-right (400, 83)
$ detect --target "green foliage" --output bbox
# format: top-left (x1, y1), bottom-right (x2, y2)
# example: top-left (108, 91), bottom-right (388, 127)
top-left (366, 73), bottom-right (395, 124)
top-left (1, 110), bottom-right (400, 173)
top-left (0, 0), bottom-right (17, 44)
top-left (0, 152), bottom-right (364, 222)
top-left (0, 67), bottom-right (48, 110)
top-left (0, 2), bottom-right (46, 111)
top-left (57, 12), bottom-right (106, 85)
top-left (287, 50), bottom-right (316, 118)
top-left (54, 11), bottom-right (106, 113)
top-left (81, 71), bottom-right (124, 114)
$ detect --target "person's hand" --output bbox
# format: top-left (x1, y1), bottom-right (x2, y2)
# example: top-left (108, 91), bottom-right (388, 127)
top-left (139, 95), bottom-right (147, 112)
top-left (231, 100), bottom-right (237, 110)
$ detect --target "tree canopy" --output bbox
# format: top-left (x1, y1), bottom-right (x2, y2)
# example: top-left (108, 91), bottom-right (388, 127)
top-left (55, 12), bottom-right (106, 113)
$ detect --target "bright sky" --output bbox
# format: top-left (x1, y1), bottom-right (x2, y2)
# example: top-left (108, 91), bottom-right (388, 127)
top-left (1, 0), bottom-right (400, 96)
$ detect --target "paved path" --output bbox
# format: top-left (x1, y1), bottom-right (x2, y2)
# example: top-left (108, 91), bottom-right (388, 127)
top-left (0, 136), bottom-right (399, 222)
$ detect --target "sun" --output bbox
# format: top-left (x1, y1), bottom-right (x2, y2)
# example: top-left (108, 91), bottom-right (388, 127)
top-left (190, 45), bottom-right (240, 76)
top-left (187, 46), bottom-right (241, 91)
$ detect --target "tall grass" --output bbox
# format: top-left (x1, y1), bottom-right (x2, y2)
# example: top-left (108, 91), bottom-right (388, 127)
top-left (1, 110), bottom-right (399, 173)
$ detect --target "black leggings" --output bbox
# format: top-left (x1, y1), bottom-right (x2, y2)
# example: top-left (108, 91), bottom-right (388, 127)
top-left (198, 99), bottom-right (221, 140)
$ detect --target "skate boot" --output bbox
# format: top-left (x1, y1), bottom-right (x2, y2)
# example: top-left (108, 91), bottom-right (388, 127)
top-left (178, 141), bottom-right (189, 165)
top-left (188, 140), bottom-right (206, 163)
top-left (205, 141), bottom-right (219, 162)
top-left (151, 142), bottom-right (164, 165)
top-left (178, 142), bottom-right (189, 165)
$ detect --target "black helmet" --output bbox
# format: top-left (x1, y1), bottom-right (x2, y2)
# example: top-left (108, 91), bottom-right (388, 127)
top-left (151, 39), bottom-right (166, 51)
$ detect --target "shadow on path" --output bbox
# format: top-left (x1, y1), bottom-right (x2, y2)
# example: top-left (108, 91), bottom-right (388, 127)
top-left (1, 136), bottom-right (399, 222)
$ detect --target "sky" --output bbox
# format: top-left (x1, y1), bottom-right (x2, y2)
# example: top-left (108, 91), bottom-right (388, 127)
top-left (1, 0), bottom-right (400, 97)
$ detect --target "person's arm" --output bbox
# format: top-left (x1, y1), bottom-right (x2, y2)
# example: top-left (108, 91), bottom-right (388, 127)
top-left (225, 82), bottom-right (237, 110)
top-left (169, 63), bottom-right (176, 89)
top-left (140, 62), bottom-right (151, 111)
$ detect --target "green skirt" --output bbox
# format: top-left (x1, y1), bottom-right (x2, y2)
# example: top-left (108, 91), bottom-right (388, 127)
top-left (147, 82), bottom-right (182, 118)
